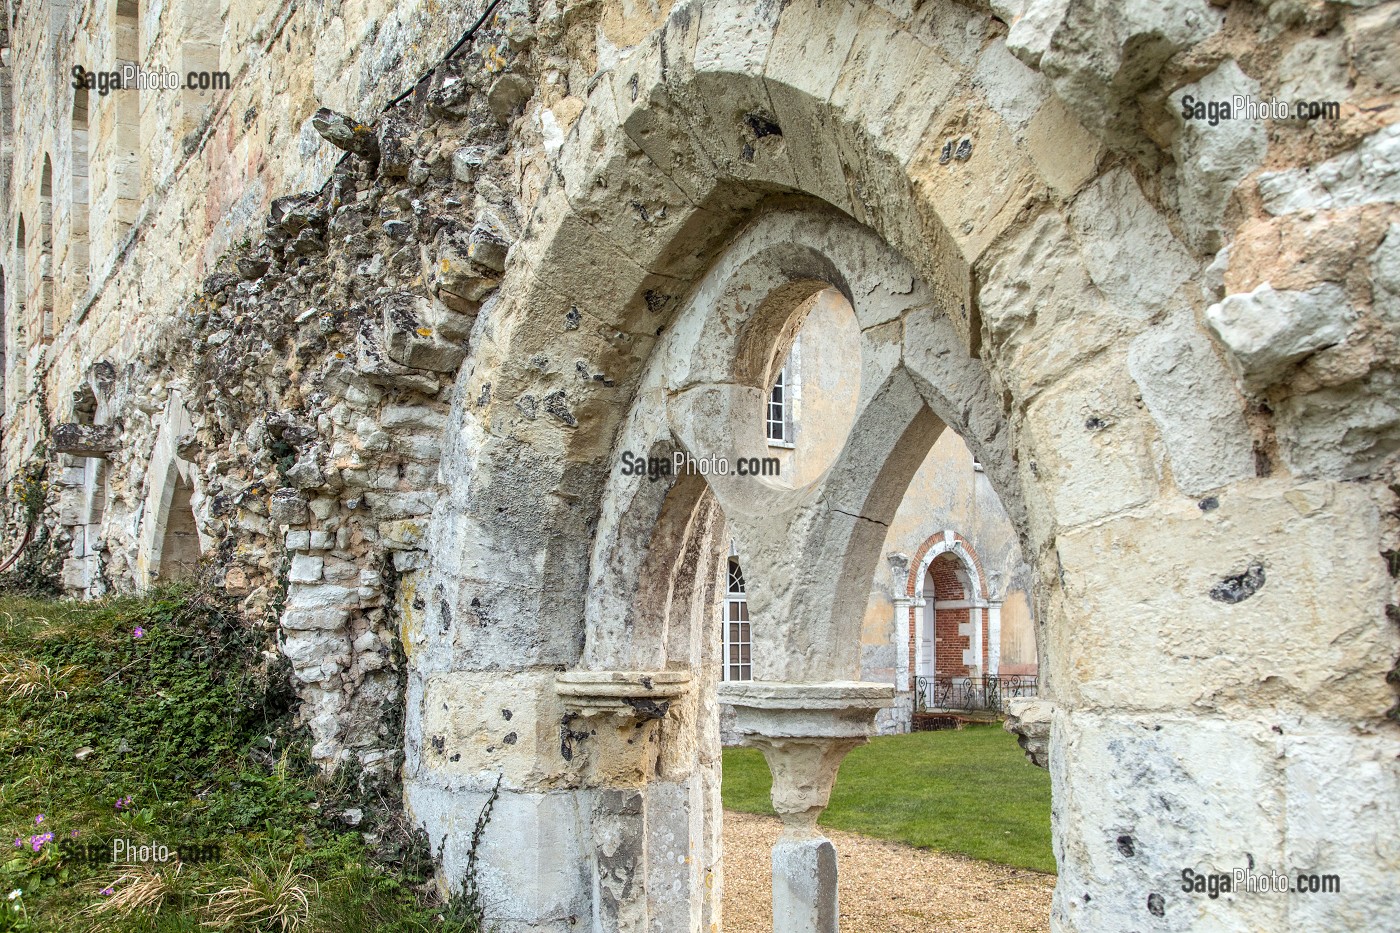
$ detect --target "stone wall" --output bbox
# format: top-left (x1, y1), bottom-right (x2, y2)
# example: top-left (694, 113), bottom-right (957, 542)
top-left (1, 1), bottom-right (1398, 931)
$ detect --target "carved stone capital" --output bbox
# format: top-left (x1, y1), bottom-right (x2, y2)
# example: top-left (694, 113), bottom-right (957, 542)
top-left (719, 681), bottom-right (893, 838)
top-left (556, 670), bottom-right (691, 785)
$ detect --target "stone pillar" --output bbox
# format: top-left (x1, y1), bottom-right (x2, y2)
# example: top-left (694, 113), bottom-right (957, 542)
top-left (892, 596), bottom-right (911, 689)
top-left (987, 601), bottom-right (1002, 677)
top-left (968, 601), bottom-right (984, 679)
top-left (718, 682), bottom-right (894, 933)
top-left (912, 596), bottom-right (928, 681)
top-left (555, 670), bottom-right (691, 933)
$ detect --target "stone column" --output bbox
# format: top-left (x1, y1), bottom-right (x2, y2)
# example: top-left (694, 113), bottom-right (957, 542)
top-left (892, 595), bottom-right (911, 690)
top-left (556, 670), bottom-right (691, 933)
top-left (912, 596), bottom-right (927, 681)
top-left (718, 682), bottom-right (893, 933)
top-left (968, 600), bottom-right (984, 679)
top-left (987, 601), bottom-right (1002, 677)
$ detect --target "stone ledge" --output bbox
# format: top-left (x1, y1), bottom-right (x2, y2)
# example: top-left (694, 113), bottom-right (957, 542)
top-left (555, 669), bottom-right (691, 719)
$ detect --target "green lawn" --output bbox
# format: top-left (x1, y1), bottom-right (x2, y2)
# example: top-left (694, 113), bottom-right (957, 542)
top-left (722, 726), bottom-right (1055, 873)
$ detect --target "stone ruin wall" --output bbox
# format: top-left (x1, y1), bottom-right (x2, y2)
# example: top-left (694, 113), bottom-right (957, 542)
top-left (2, 0), bottom-right (609, 770)
top-left (1, 0), bottom-right (1399, 930)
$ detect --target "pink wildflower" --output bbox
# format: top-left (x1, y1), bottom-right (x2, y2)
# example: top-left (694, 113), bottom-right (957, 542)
top-left (132, 626), bottom-right (145, 639)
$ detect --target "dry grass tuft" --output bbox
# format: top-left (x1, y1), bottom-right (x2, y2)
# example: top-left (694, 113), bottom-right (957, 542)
top-left (0, 655), bottom-right (82, 700)
top-left (203, 855), bottom-right (316, 931)
top-left (83, 864), bottom-right (186, 919)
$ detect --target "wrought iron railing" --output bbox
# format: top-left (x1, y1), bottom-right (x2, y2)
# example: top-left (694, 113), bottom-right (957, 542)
top-left (914, 674), bottom-right (1038, 714)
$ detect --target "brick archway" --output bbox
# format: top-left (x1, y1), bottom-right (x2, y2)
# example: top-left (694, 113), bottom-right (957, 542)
top-left (905, 531), bottom-right (992, 687)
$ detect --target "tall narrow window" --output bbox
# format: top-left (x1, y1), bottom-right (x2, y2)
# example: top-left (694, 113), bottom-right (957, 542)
top-left (71, 87), bottom-right (90, 285)
top-left (766, 368), bottom-right (786, 443)
top-left (766, 336), bottom-right (800, 446)
top-left (38, 157), bottom-right (54, 344)
top-left (178, 0), bottom-right (223, 143)
top-left (14, 217), bottom-right (27, 360)
top-left (721, 559), bottom-right (751, 682)
top-left (0, 267), bottom-right (6, 403)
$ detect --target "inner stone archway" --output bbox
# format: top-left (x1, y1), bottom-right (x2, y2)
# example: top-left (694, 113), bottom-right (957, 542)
top-left (571, 206), bottom-right (1014, 929)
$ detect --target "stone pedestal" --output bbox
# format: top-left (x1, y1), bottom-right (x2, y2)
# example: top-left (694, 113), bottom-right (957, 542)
top-left (773, 836), bottom-right (839, 933)
top-left (718, 681), bottom-right (893, 932)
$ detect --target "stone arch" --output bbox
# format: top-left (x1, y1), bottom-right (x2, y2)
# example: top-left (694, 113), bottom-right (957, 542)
top-left (411, 2), bottom-right (1398, 930)
top-left (412, 3), bottom-right (1053, 922)
top-left (907, 531), bottom-right (992, 687)
top-left (136, 391), bottom-right (201, 589)
top-left (908, 530), bottom-right (989, 604)
top-left (576, 207), bottom-right (1012, 688)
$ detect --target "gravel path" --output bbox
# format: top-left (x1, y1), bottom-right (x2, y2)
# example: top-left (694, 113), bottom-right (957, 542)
top-left (722, 810), bottom-right (1054, 933)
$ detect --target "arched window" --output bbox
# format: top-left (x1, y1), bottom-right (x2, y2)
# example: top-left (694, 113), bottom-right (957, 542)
top-left (721, 558), bottom-right (751, 682)
top-left (38, 156), bottom-right (54, 344)
top-left (71, 87), bottom-right (90, 284)
top-left (156, 475), bottom-right (199, 582)
top-left (14, 217), bottom-right (27, 358)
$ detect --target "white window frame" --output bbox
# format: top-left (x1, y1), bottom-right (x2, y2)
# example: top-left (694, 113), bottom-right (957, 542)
top-left (721, 558), bottom-right (751, 681)
top-left (766, 335), bottom-right (800, 448)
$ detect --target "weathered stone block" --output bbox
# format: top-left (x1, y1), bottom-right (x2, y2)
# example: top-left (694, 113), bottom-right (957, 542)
top-left (311, 107), bottom-right (379, 160)
top-left (289, 554), bottom-right (324, 583)
top-left (1127, 311), bottom-right (1254, 495)
top-left (51, 423), bottom-right (118, 457)
top-left (1205, 283), bottom-right (1354, 391)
